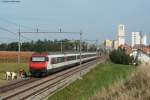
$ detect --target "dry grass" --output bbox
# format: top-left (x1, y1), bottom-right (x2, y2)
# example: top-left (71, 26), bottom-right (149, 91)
top-left (0, 51), bottom-right (33, 63)
top-left (92, 64), bottom-right (150, 100)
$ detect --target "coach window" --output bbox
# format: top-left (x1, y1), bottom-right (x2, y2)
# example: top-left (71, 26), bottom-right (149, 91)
top-left (72, 56), bottom-right (76, 60)
top-left (62, 57), bottom-right (65, 62)
top-left (67, 56), bottom-right (71, 61)
top-left (72, 56), bottom-right (75, 60)
top-left (68, 56), bottom-right (76, 61)
top-left (45, 57), bottom-right (49, 61)
top-left (51, 58), bottom-right (57, 64)
top-left (57, 57), bottom-right (60, 63)
top-left (77, 55), bottom-right (80, 59)
top-left (82, 55), bottom-right (84, 58)
top-left (82, 55), bottom-right (86, 58)
top-left (58, 57), bottom-right (64, 63)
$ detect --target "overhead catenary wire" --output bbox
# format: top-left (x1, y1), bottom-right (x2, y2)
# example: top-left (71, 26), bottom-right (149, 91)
top-left (0, 37), bottom-right (17, 40)
top-left (0, 18), bottom-right (36, 31)
top-left (0, 0), bottom-right (21, 3)
top-left (0, 18), bottom-right (45, 41)
top-left (0, 27), bottom-right (18, 36)
top-left (0, 26), bottom-right (32, 41)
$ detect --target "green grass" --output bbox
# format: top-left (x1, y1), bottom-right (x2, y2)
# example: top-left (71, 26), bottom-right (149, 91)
top-left (49, 62), bottom-right (134, 100)
top-left (0, 63), bottom-right (28, 73)
top-left (0, 62), bottom-right (29, 85)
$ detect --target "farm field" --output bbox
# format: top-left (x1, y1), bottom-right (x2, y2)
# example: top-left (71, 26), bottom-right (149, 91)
top-left (49, 61), bottom-right (134, 100)
top-left (0, 51), bottom-right (33, 85)
top-left (0, 51), bottom-right (33, 63)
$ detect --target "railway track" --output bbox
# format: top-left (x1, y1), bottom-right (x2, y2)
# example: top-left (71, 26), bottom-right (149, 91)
top-left (0, 56), bottom-right (106, 100)
top-left (0, 78), bottom-right (39, 93)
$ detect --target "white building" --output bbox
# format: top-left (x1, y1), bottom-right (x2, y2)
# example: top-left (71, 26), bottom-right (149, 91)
top-left (141, 34), bottom-right (147, 46)
top-left (131, 32), bottom-right (147, 47)
top-left (113, 40), bottom-right (119, 49)
top-left (131, 32), bottom-right (141, 47)
top-left (118, 24), bottom-right (125, 46)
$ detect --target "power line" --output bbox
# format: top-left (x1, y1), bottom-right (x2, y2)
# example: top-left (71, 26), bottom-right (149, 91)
top-left (0, 0), bottom-right (21, 3)
top-left (0, 27), bottom-right (18, 36)
top-left (0, 18), bottom-right (36, 30)
top-left (20, 34), bottom-right (33, 41)
top-left (0, 26), bottom-right (33, 41)
top-left (0, 37), bottom-right (17, 40)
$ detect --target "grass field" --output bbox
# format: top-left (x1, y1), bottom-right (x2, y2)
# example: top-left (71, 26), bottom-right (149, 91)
top-left (49, 62), bottom-right (134, 100)
top-left (92, 64), bottom-right (150, 100)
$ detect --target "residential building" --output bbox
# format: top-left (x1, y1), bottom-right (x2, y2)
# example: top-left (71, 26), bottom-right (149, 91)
top-left (118, 24), bottom-right (125, 46)
top-left (141, 34), bottom-right (147, 46)
top-left (131, 32), bottom-right (141, 47)
top-left (113, 40), bottom-right (118, 49)
top-left (132, 32), bottom-right (147, 47)
top-left (104, 40), bottom-right (113, 49)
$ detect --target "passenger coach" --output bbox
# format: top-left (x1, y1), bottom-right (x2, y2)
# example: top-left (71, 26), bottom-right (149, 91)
top-left (29, 52), bottom-right (99, 76)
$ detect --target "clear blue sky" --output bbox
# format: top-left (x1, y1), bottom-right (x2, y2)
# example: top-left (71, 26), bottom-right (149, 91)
top-left (0, 0), bottom-right (150, 44)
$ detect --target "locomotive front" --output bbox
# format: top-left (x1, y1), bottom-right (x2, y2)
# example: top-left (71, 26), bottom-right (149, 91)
top-left (29, 53), bottom-right (49, 76)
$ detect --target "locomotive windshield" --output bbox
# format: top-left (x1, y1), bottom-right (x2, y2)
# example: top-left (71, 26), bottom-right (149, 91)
top-left (32, 56), bottom-right (48, 62)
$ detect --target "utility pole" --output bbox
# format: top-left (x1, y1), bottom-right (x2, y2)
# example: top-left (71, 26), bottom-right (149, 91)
top-left (87, 43), bottom-right (88, 52)
top-left (96, 39), bottom-right (99, 59)
top-left (61, 40), bottom-right (63, 53)
top-left (79, 31), bottom-right (82, 65)
top-left (96, 39), bottom-right (98, 52)
top-left (18, 25), bottom-right (21, 64)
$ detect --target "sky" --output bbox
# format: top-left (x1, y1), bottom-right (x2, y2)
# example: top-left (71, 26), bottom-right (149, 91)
top-left (0, 0), bottom-right (150, 45)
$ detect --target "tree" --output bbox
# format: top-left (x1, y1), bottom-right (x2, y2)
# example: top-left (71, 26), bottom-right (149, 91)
top-left (109, 48), bottom-right (133, 65)
top-left (7, 42), bottom-right (18, 51)
top-left (0, 39), bottom-right (97, 52)
top-left (0, 43), bottom-right (7, 51)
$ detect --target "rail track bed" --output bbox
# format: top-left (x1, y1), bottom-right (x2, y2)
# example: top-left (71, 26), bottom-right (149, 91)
top-left (0, 57), bottom-right (105, 100)
top-left (0, 77), bottom-right (39, 93)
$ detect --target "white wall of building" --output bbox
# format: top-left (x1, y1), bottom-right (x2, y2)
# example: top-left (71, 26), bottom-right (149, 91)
top-left (118, 24), bottom-right (125, 46)
top-left (131, 32), bottom-right (147, 47)
top-left (113, 40), bottom-right (118, 49)
top-left (141, 34), bottom-right (147, 46)
top-left (118, 24), bottom-right (125, 36)
top-left (131, 32), bottom-right (141, 47)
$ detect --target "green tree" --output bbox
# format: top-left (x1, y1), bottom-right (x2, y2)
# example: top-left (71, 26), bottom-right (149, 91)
top-left (0, 43), bottom-right (7, 51)
top-left (109, 48), bottom-right (133, 65)
top-left (7, 42), bottom-right (18, 51)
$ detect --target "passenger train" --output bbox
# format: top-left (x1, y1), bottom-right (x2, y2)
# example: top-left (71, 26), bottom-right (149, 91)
top-left (29, 52), bottom-right (100, 76)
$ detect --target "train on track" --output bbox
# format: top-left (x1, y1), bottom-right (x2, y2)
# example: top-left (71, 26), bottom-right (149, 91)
top-left (29, 52), bottom-right (100, 77)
